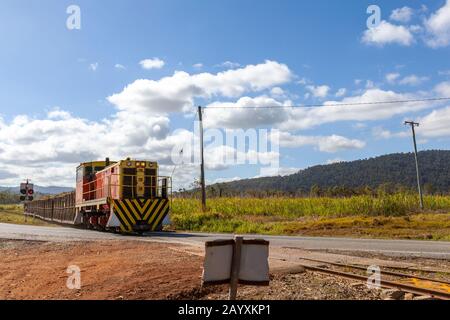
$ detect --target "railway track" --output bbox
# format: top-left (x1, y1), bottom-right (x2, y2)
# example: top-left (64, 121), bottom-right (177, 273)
top-left (297, 257), bottom-right (450, 300)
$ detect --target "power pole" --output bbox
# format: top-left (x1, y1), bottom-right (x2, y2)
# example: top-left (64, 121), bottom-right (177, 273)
top-left (198, 106), bottom-right (207, 211)
top-left (405, 121), bottom-right (424, 209)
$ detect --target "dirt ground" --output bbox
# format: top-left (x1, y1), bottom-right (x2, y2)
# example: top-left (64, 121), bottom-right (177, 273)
top-left (0, 240), bottom-right (203, 300)
top-left (0, 239), bottom-right (447, 300)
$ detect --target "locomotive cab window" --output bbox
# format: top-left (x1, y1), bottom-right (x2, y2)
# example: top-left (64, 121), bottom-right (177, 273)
top-left (76, 167), bottom-right (84, 182)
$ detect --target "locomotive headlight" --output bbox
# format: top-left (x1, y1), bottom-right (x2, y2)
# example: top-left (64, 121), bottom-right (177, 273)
top-left (127, 161), bottom-right (132, 167)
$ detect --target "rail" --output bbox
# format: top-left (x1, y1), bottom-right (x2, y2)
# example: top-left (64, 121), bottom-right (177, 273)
top-left (295, 257), bottom-right (450, 300)
top-left (80, 173), bottom-right (172, 201)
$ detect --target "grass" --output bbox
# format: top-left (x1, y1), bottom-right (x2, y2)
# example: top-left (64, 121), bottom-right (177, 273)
top-left (169, 195), bottom-right (450, 241)
top-left (0, 204), bottom-right (54, 227)
top-left (2, 195), bottom-right (449, 241)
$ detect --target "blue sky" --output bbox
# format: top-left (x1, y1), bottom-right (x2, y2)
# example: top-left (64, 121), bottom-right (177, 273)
top-left (0, 0), bottom-right (450, 188)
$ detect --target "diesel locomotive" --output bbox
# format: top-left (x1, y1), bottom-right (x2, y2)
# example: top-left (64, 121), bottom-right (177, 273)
top-left (24, 158), bottom-right (171, 233)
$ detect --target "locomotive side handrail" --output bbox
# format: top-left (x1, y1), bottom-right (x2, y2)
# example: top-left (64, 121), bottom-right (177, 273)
top-left (80, 173), bottom-right (172, 201)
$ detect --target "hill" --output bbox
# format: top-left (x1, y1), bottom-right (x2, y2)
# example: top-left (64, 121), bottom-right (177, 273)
top-left (0, 186), bottom-right (74, 195)
top-left (210, 150), bottom-right (450, 195)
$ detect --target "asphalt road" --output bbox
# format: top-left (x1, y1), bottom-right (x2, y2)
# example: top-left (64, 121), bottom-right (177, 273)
top-left (1, 223), bottom-right (449, 259)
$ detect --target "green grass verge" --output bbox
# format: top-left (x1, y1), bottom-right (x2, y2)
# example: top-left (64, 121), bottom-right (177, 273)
top-left (0, 205), bottom-right (54, 227)
top-left (170, 196), bottom-right (450, 240)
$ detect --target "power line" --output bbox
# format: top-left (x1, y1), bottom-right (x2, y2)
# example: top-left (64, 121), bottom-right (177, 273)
top-left (202, 96), bottom-right (450, 110)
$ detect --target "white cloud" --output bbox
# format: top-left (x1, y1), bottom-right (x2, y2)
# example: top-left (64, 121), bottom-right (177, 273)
top-left (297, 77), bottom-right (309, 85)
top-left (434, 81), bottom-right (450, 96)
top-left (139, 58), bottom-right (165, 70)
top-left (365, 80), bottom-right (375, 89)
top-left (108, 60), bottom-right (293, 115)
top-left (306, 85), bottom-right (330, 98)
top-left (424, 0), bottom-right (450, 48)
top-left (390, 7), bottom-right (414, 23)
top-left (0, 107), bottom-right (184, 186)
top-left (274, 131), bottom-right (366, 153)
top-left (270, 87), bottom-right (286, 98)
top-left (193, 63), bottom-right (203, 68)
top-left (115, 64), bottom-right (126, 70)
top-left (89, 62), bottom-right (98, 71)
top-left (372, 127), bottom-right (409, 139)
top-left (335, 88), bottom-right (347, 97)
top-left (326, 158), bottom-right (345, 165)
top-left (385, 73), bottom-right (428, 86)
top-left (0, 61), bottom-right (294, 187)
top-left (418, 106), bottom-right (450, 138)
top-left (202, 145), bottom-right (279, 171)
top-left (386, 73), bottom-right (401, 84)
top-left (204, 96), bottom-right (291, 129)
top-left (203, 87), bottom-right (441, 132)
top-left (398, 74), bottom-right (429, 86)
top-left (280, 88), bottom-right (437, 131)
top-left (219, 61), bottom-right (240, 69)
top-left (253, 167), bottom-right (301, 178)
top-left (362, 21), bottom-right (414, 46)
top-left (210, 176), bottom-right (241, 184)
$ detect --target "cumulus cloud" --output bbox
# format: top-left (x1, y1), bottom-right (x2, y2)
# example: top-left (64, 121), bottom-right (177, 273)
top-left (335, 88), bottom-right (347, 97)
top-left (0, 108), bottom-right (180, 186)
top-left (273, 131), bottom-right (366, 153)
top-left (306, 85), bottom-right (330, 98)
top-left (0, 61), bottom-right (294, 187)
top-left (270, 87), bottom-right (284, 96)
top-left (418, 106), bottom-right (450, 138)
top-left (372, 127), bottom-right (409, 139)
top-left (108, 60), bottom-right (293, 115)
top-left (434, 81), bottom-right (450, 96)
top-left (385, 73), bottom-right (429, 86)
top-left (280, 88), bottom-right (435, 131)
top-left (139, 58), bottom-right (165, 70)
top-left (203, 87), bottom-right (441, 132)
top-left (362, 21), bottom-right (414, 46)
top-left (203, 96), bottom-right (290, 129)
top-left (218, 61), bottom-right (241, 69)
top-left (252, 166), bottom-right (301, 178)
top-left (424, 0), bottom-right (450, 48)
top-left (390, 7), bottom-right (414, 23)
top-left (386, 73), bottom-right (401, 84)
top-left (3, 59), bottom-right (448, 187)
top-left (326, 158), bottom-right (345, 165)
top-left (398, 75), bottom-right (429, 86)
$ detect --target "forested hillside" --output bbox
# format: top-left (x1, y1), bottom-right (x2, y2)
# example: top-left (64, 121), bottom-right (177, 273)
top-left (209, 150), bottom-right (450, 196)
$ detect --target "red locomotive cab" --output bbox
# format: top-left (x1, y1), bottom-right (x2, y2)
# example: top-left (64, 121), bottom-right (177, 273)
top-left (75, 160), bottom-right (112, 206)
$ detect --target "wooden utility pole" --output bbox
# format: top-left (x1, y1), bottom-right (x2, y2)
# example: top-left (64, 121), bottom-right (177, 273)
top-left (198, 106), bottom-right (207, 211)
top-left (229, 236), bottom-right (243, 300)
top-left (405, 121), bottom-right (424, 209)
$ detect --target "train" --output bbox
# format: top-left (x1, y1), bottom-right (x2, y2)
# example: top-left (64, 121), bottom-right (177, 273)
top-left (24, 158), bottom-right (172, 233)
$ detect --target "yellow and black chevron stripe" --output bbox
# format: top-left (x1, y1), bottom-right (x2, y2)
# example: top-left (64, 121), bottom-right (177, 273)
top-left (111, 198), bottom-right (170, 232)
